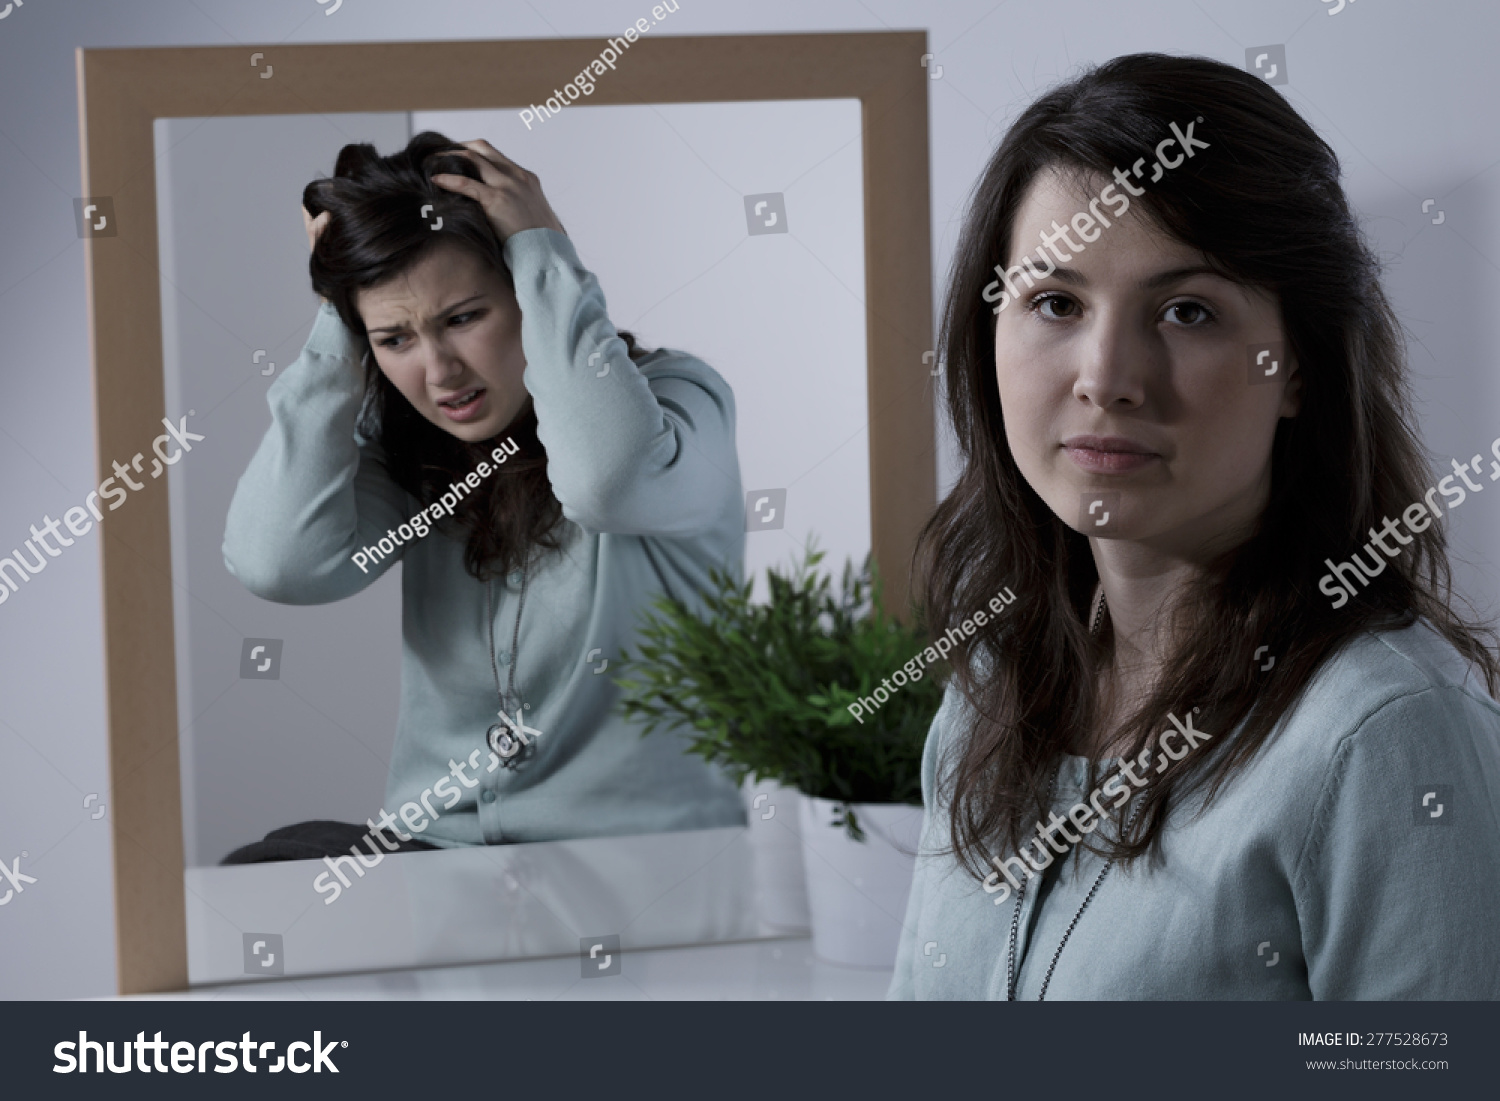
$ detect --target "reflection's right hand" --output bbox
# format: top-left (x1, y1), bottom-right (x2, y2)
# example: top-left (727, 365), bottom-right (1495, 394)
top-left (302, 205), bottom-right (332, 305)
top-left (303, 205), bottom-right (330, 253)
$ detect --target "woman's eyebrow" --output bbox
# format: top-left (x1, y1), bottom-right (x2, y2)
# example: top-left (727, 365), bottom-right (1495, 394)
top-left (1038, 265), bottom-right (1222, 289)
top-left (440, 293), bottom-right (487, 313)
top-left (1142, 264), bottom-right (1222, 289)
top-left (367, 294), bottom-right (486, 334)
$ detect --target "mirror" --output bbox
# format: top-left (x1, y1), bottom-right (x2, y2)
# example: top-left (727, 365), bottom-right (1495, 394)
top-left (153, 99), bottom-right (870, 983)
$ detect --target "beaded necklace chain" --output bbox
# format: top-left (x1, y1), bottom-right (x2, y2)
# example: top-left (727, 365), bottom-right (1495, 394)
top-left (1003, 585), bottom-right (1143, 1001)
top-left (484, 569), bottom-right (534, 768)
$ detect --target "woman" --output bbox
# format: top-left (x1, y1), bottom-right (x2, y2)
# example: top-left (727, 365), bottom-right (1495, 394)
top-left (221, 132), bottom-right (745, 865)
top-left (889, 54), bottom-right (1500, 999)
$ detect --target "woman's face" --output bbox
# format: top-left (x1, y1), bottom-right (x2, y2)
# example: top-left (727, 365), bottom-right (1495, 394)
top-left (993, 167), bottom-right (1302, 561)
top-left (357, 241), bottom-right (528, 443)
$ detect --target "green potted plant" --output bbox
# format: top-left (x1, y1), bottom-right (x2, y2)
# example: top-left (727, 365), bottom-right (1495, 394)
top-left (615, 540), bottom-right (945, 964)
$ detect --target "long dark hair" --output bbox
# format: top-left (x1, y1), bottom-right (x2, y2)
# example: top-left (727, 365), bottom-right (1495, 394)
top-left (302, 130), bottom-right (650, 581)
top-left (917, 53), bottom-right (1500, 880)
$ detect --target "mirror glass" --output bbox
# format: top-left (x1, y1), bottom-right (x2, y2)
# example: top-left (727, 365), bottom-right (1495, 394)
top-left (152, 97), bottom-right (868, 982)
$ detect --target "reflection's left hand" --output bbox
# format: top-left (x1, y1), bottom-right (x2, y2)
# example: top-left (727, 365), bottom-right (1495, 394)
top-left (430, 140), bottom-right (566, 243)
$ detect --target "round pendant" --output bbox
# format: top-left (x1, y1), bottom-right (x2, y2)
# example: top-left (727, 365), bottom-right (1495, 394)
top-left (487, 723), bottom-right (521, 760)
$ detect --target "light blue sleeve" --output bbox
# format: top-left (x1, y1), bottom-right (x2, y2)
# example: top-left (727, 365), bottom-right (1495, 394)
top-left (887, 682), bottom-right (961, 1000)
top-left (502, 228), bottom-right (739, 537)
top-left (1295, 683), bottom-right (1500, 999)
top-left (222, 302), bottom-right (416, 604)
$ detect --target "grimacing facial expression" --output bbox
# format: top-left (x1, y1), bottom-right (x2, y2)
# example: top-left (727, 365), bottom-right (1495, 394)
top-left (993, 167), bottom-right (1302, 561)
top-left (357, 241), bottom-right (528, 443)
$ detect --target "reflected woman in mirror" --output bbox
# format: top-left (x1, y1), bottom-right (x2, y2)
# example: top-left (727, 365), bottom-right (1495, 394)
top-left (889, 54), bottom-right (1500, 998)
top-left (221, 132), bottom-right (745, 874)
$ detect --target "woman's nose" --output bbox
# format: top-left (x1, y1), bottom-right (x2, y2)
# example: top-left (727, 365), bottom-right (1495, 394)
top-left (424, 340), bottom-right (468, 386)
top-left (1071, 315), bottom-right (1152, 409)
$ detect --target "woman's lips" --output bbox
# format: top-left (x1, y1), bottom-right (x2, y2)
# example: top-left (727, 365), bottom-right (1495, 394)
top-left (1063, 435), bottom-right (1160, 474)
top-left (437, 388), bottom-right (487, 423)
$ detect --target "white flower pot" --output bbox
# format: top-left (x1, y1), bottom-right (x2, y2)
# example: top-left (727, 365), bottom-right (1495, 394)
top-left (799, 797), bottom-right (925, 968)
top-left (742, 775), bottom-right (810, 931)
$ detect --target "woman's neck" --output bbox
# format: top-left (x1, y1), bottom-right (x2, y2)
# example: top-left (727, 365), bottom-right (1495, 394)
top-left (1073, 551), bottom-right (1201, 760)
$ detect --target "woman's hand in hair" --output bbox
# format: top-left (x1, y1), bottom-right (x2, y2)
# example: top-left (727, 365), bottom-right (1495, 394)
top-left (430, 140), bottom-right (566, 243)
top-left (302, 205), bottom-right (331, 253)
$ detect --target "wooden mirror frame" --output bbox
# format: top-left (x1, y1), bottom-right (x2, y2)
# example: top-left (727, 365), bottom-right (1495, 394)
top-left (77, 29), bottom-right (935, 994)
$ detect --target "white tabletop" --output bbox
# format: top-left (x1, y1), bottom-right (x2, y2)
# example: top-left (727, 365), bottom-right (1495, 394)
top-left (145, 936), bottom-right (893, 1001)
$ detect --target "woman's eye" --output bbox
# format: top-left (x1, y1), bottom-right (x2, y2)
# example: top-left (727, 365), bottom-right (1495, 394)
top-left (1164, 300), bottom-right (1214, 326)
top-left (1030, 293), bottom-right (1079, 319)
top-left (378, 335), bottom-right (406, 349)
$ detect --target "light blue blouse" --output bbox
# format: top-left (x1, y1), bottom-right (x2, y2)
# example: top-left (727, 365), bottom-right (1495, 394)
top-left (889, 619), bottom-right (1500, 999)
top-left (222, 228), bottom-right (746, 846)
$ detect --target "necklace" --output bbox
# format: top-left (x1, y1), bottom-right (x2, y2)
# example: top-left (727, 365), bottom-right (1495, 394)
top-left (485, 566), bottom-right (533, 769)
top-left (1089, 584), bottom-right (1108, 636)
top-left (1003, 582), bottom-right (1138, 1001)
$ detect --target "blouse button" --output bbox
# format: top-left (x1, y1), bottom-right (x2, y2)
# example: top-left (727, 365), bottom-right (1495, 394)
top-left (480, 790), bottom-right (497, 804)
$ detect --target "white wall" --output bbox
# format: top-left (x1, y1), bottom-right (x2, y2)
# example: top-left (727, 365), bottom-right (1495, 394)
top-left (155, 112), bottom-right (413, 868)
top-left (2, 0), bottom-right (1498, 997)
